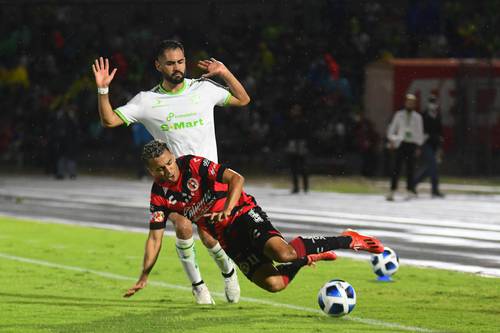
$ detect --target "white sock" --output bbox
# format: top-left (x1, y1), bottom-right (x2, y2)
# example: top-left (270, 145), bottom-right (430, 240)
top-left (176, 237), bottom-right (203, 286)
top-left (207, 242), bottom-right (234, 276)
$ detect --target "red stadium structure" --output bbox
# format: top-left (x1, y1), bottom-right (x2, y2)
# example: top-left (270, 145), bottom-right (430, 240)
top-left (365, 58), bottom-right (500, 174)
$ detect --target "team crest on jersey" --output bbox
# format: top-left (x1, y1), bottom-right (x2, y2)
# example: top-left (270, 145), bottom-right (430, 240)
top-left (189, 93), bottom-right (200, 104)
top-left (187, 178), bottom-right (199, 192)
top-left (151, 211), bottom-right (165, 223)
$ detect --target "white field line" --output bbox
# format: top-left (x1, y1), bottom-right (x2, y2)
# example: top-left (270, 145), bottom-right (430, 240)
top-left (0, 252), bottom-right (440, 333)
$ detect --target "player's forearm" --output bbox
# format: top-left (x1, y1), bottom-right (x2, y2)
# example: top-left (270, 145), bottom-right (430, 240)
top-left (224, 174), bottom-right (244, 213)
top-left (220, 71), bottom-right (250, 106)
top-left (141, 236), bottom-right (162, 275)
top-left (97, 94), bottom-right (123, 128)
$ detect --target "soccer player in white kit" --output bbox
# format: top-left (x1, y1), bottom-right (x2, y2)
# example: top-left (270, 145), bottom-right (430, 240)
top-left (92, 40), bottom-right (250, 304)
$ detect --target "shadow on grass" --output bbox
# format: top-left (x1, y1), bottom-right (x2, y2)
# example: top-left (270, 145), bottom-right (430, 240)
top-left (1, 300), bottom-right (280, 333)
top-left (0, 291), bottom-right (177, 307)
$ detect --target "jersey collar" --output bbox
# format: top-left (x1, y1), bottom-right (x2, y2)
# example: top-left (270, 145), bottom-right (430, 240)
top-left (158, 79), bottom-right (187, 95)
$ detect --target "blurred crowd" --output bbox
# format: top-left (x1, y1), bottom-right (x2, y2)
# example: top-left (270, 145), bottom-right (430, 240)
top-left (1, 0), bottom-right (499, 177)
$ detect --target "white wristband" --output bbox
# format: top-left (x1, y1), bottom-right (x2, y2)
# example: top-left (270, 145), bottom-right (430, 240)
top-left (97, 87), bottom-right (109, 95)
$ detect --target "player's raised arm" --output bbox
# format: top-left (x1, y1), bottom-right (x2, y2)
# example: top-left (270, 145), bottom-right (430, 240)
top-left (197, 58), bottom-right (250, 107)
top-left (123, 227), bottom-right (164, 297)
top-left (92, 57), bottom-right (124, 128)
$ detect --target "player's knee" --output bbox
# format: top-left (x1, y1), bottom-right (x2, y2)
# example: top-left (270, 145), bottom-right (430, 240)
top-left (272, 245), bottom-right (297, 263)
top-left (173, 220), bottom-right (193, 238)
top-left (263, 277), bottom-right (286, 293)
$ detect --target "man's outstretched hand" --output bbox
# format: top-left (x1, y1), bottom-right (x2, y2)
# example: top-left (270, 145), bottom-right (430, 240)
top-left (197, 58), bottom-right (229, 79)
top-left (203, 209), bottom-right (231, 224)
top-left (124, 278), bottom-right (147, 298)
top-left (92, 57), bottom-right (117, 88)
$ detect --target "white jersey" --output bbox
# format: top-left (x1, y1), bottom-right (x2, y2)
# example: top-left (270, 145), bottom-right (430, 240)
top-left (114, 78), bottom-right (231, 162)
top-left (386, 109), bottom-right (424, 148)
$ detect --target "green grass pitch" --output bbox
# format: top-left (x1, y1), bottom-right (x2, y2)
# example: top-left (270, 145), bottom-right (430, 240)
top-left (0, 216), bottom-right (499, 333)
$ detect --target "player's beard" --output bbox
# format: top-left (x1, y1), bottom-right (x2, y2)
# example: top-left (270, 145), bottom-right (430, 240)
top-left (164, 70), bottom-right (185, 84)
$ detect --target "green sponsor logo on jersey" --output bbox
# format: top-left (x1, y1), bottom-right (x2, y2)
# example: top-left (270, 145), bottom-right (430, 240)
top-left (160, 112), bottom-right (205, 132)
top-left (160, 119), bottom-right (204, 131)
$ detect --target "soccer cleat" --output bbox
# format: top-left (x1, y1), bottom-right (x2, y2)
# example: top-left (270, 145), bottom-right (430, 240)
top-left (307, 250), bottom-right (337, 266)
top-left (223, 269), bottom-right (241, 303)
top-left (341, 229), bottom-right (384, 254)
top-left (192, 283), bottom-right (215, 305)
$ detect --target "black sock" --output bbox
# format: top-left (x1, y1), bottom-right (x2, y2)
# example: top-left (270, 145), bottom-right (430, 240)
top-left (276, 257), bottom-right (308, 286)
top-left (293, 236), bottom-right (351, 255)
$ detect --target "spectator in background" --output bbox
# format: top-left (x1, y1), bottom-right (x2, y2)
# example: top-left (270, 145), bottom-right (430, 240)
top-left (414, 94), bottom-right (445, 198)
top-left (354, 113), bottom-right (380, 177)
top-left (4, 2), bottom-right (500, 176)
top-left (386, 94), bottom-right (424, 201)
top-left (53, 105), bottom-right (79, 179)
top-left (285, 103), bottom-right (309, 194)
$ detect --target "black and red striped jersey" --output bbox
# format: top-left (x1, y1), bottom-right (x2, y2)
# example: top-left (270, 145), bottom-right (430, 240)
top-left (148, 155), bottom-right (256, 239)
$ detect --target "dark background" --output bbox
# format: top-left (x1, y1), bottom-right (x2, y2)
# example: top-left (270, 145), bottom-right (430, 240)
top-left (1, 0), bottom-right (499, 177)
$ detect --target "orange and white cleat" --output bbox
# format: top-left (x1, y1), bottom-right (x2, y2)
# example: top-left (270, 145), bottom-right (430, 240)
top-left (307, 250), bottom-right (337, 266)
top-left (341, 229), bottom-right (384, 254)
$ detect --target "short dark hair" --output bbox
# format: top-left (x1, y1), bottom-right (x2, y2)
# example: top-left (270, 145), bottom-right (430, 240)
top-left (156, 39), bottom-right (184, 59)
top-left (142, 140), bottom-right (170, 164)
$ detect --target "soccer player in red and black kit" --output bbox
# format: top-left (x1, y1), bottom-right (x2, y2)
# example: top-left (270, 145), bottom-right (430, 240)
top-left (125, 140), bottom-right (384, 296)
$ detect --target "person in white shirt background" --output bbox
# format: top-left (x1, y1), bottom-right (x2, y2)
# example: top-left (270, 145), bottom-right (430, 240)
top-left (386, 93), bottom-right (424, 201)
top-left (92, 39), bottom-right (250, 304)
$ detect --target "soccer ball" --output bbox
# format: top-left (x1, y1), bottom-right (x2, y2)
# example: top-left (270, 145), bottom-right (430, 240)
top-left (317, 279), bottom-right (356, 317)
top-left (370, 247), bottom-right (399, 277)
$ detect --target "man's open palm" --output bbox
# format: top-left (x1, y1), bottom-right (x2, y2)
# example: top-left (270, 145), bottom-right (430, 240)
top-left (198, 58), bottom-right (228, 78)
top-left (92, 57), bottom-right (117, 88)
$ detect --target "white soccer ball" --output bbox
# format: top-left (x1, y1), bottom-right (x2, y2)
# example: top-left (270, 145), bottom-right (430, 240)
top-left (317, 279), bottom-right (356, 317)
top-left (370, 247), bottom-right (400, 277)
